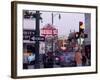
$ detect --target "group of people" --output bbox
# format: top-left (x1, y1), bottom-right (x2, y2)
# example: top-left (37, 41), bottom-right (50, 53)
top-left (74, 44), bottom-right (91, 66)
top-left (41, 43), bottom-right (91, 68)
top-left (23, 44), bottom-right (91, 69)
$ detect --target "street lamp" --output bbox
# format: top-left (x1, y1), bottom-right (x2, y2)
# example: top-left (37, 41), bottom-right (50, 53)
top-left (51, 13), bottom-right (61, 25)
top-left (51, 13), bottom-right (61, 54)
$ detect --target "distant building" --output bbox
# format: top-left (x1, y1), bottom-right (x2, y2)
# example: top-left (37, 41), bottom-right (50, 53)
top-left (84, 13), bottom-right (91, 45)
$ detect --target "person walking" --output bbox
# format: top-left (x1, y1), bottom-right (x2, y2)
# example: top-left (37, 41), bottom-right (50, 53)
top-left (75, 49), bottom-right (82, 66)
top-left (42, 54), bottom-right (47, 68)
top-left (81, 50), bottom-right (87, 66)
top-left (28, 52), bottom-right (35, 65)
top-left (46, 52), bottom-right (54, 68)
top-left (23, 49), bottom-right (29, 69)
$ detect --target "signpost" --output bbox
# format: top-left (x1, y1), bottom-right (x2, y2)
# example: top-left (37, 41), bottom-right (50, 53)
top-left (23, 11), bottom-right (44, 68)
top-left (30, 36), bottom-right (45, 41)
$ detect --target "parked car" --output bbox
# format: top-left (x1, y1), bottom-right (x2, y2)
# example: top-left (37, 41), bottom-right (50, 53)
top-left (59, 52), bottom-right (76, 67)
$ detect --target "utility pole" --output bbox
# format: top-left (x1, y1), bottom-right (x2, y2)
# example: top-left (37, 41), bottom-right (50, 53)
top-left (52, 13), bottom-right (54, 25)
top-left (34, 11), bottom-right (41, 68)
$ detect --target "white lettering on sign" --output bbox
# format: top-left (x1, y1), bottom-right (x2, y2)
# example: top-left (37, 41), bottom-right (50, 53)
top-left (31, 36), bottom-right (45, 41)
top-left (41, 29), bottom-right (58, 35)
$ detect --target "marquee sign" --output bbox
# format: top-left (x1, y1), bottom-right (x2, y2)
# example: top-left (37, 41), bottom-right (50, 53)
top-left (41, 24), bottom-right (58, 35)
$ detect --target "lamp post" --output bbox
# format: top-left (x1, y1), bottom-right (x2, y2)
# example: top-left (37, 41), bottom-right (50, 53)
top-left (51, 13), bottom-right (61, 53)
top-left (51, 13), bottom-right (61, 25)
top-left (34, 11), bottom-right (41, 68)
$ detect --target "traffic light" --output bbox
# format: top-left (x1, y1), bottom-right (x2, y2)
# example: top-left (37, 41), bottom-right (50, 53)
top-left (80, 32), bottom-right (88, 38)
top-left (84, 34), bottom-right (88, 38)
top-left (75, 32), bottom-right (80, 39)
top-left (79, 21), bottom-right (84, 33)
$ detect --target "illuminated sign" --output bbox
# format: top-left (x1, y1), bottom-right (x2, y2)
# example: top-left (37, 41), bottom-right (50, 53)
top-left (41, 29), bottom-right (58, 35)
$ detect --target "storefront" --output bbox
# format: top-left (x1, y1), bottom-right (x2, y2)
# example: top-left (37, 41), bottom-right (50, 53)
top-left (41, 24), bottom-right (58, 54)
top-left (23, 29), bottom-right (36, 55)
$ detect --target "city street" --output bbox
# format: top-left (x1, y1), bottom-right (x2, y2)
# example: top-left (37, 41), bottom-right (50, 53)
top-left (23, 10), bottom-right (91, 69)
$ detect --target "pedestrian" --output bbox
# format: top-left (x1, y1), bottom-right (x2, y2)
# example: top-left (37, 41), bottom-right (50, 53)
top-left (85, 45), bottom-right (91, 66)
top-left (82, 52), bottom-right (87, 66)
top-left (42, 54), bottom-right (47, 68)
top-left (28, 51), bottom-right (35, 65)
top-left (75, 49), bottom-right (82, 66)
top-left (46, 52), bottom-right (54, 68)
top-left (23, 49), bottom-right (28, 69)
